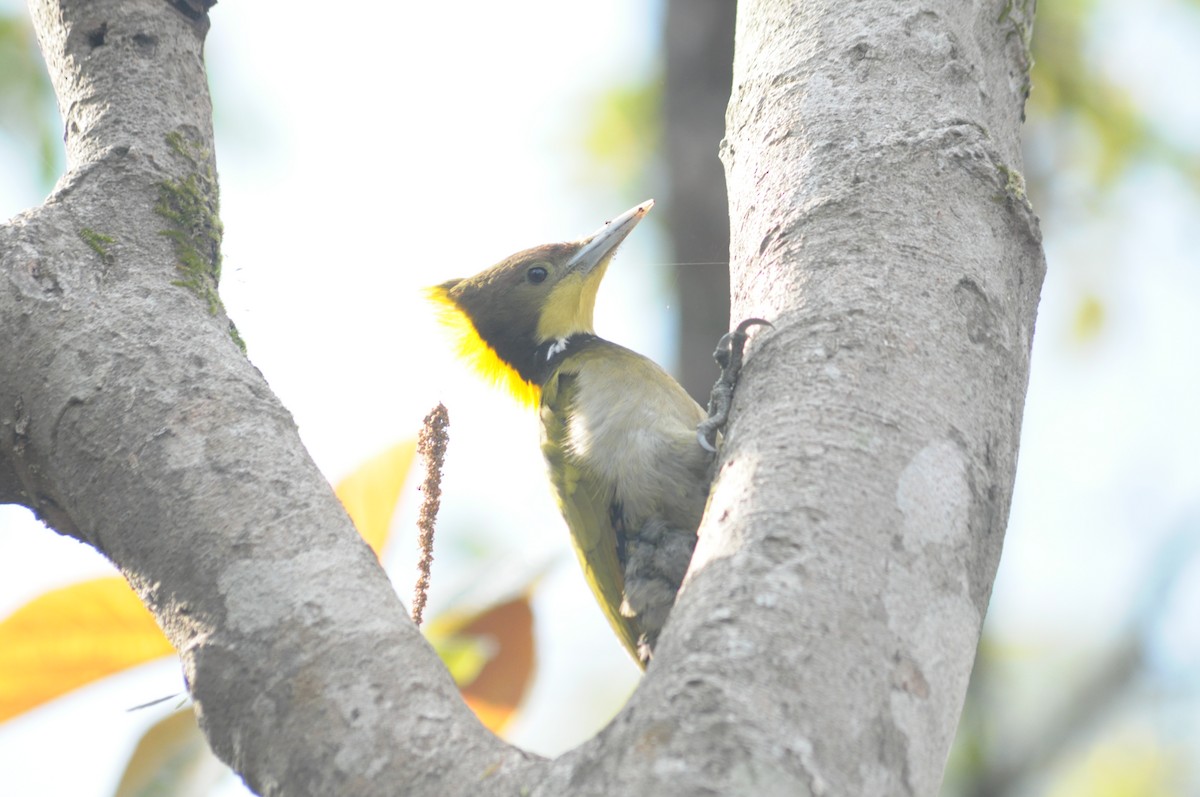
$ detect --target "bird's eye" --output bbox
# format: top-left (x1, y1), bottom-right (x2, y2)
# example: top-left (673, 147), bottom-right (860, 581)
top-left (527, 266), bottom-right (548, 284)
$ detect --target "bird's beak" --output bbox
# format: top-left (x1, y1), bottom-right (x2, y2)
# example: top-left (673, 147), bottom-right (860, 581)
top-left (566, 199), bottom-right (654, 276)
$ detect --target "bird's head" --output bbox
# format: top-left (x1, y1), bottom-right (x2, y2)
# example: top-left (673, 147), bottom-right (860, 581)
top-left (429, 200), bottom-right (653, 406)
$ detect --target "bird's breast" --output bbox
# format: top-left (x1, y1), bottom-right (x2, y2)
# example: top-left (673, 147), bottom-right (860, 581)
top-left (549, 345), bottom-right (710, 524)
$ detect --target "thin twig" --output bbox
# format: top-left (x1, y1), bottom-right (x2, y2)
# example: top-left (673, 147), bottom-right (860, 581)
top-left (413, 402), bottom-right (449, 626)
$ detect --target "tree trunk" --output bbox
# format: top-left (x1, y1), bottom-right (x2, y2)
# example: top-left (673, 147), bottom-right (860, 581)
top-left (711, 1), bottom-right (1044, 794)
top-left (664, 0), bottom-right (735, 402)
top-left (0, 1), bottom-right (1042, 795)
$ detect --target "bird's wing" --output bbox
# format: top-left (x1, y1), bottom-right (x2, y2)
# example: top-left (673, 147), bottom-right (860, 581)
top-left (540, 369), bottom-right (643, 666)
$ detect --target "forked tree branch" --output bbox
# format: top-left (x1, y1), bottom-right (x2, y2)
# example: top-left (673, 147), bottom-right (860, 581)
top-left (0, 1), bottom-right (1044, 795)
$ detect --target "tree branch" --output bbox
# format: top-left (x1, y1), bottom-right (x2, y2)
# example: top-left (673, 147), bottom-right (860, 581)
top-left (1, 1), bottom-right (1046, 795)
top-left (1, 2), bottom-right (528, 794)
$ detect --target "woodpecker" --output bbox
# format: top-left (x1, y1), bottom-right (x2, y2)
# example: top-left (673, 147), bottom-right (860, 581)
top-left (430, 201), bottom-right (759, 667)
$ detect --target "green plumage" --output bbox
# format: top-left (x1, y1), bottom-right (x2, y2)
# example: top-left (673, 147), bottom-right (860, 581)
top-left (540, 340), bottom-right (709, 665)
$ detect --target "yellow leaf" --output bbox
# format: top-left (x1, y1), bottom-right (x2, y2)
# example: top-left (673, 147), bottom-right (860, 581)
top-left (114, 709), bottom-right (229, 797)
top-left (1049, 731), bottom-right (1181, 797)
top-left (426, 595), bottom-right (536, 734)
top-left (333, 439), bottom-right (417, 556)
top-left (432, 635), bottom-right (493, 686)
top-left (1072, 293), bottom-right (1105, 343)
top-left (0, 577), bottom-right (174, 722)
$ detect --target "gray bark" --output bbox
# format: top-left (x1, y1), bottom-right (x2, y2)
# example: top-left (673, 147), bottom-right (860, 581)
top-left (711, 1), bottom-right (1043, 795)
top-left (0, 1), bottom-right (1042, 796)
top-left (2, 1), bottom-right (523, 795)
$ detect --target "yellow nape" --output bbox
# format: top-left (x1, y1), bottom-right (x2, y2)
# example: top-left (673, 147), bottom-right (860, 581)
top-left (427, 286), bottom-right (541, 408)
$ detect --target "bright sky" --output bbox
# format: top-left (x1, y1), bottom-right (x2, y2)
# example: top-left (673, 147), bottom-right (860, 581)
top-left (1, 1), bottom-right (1198, 795)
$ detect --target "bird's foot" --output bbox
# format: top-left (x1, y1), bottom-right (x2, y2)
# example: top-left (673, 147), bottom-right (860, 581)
top-left (697, 318), bottom-right (773, 452)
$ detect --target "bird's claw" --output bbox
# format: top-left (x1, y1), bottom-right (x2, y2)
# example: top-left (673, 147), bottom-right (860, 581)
top-left (697, 318), bottom-right (772, 452)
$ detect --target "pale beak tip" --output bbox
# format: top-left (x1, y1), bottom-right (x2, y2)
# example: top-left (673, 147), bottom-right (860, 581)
top-left (607, 199), bottom-right (654, 227)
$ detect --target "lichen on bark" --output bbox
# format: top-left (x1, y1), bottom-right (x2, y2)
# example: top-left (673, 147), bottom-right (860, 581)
top-left (154, 129), bottom-right (244, 351)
